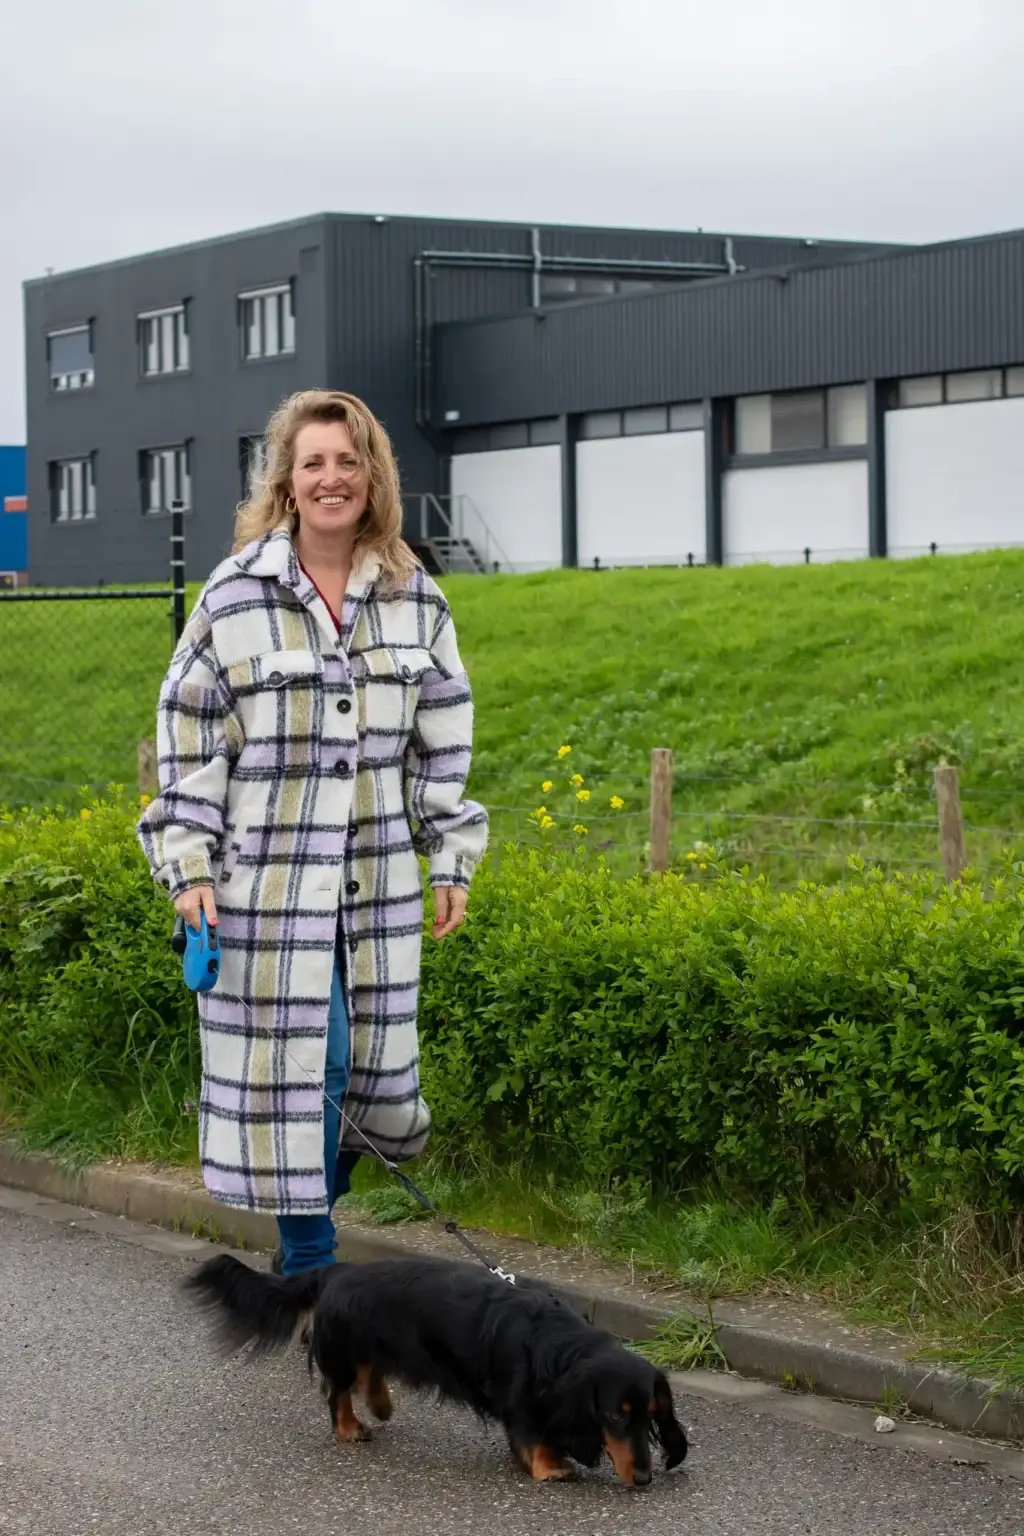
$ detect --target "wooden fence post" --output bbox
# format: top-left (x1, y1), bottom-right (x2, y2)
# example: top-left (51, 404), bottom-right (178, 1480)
top-left (137, 738), bottom-right (158, 799)
top-left (649, 748), bottom-right (673, 875)
top-left (934, 764), bottom-right (966, 882)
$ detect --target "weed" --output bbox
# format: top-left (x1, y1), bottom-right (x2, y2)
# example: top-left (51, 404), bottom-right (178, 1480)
top-left (639, 1304), bottom-right (727, 1372)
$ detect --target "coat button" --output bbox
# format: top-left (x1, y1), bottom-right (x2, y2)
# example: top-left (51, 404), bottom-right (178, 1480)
top-left (335, 759), bottom-right (351, 777)
top-left (401, 665), bottom-right (413, 681)
top-left (347, 822), bottom-right (358, 838)
top-left (267, 670), bottom-right (284, 687)
top-left (336, 696), bottom-right (352, 714)
top-left (346, 880), bottom-right (360, 896)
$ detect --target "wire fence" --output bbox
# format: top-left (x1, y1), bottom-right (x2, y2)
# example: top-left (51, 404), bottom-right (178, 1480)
top-left (0, 510), bottom-right (185, 809)
top-left (0, 521), bottom-right (1020, 888)
top-left (483, 758), bottom-right (1024, 888)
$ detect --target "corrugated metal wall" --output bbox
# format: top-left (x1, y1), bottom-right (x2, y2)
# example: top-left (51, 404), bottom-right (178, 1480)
top-left (432, 230), bottom-right (1024, 426)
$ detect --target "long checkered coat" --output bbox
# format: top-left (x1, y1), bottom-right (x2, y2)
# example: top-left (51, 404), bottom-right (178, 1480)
top-left (138, 527), bottom-right (488, 1215)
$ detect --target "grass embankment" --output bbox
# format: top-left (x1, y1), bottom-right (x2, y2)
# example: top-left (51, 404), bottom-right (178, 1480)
top-left (4, 552), bottom-right (1024, 878)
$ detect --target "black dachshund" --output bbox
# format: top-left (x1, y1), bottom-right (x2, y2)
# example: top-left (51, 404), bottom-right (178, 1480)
top-left (186, 1253), bottom-right (688, 1487)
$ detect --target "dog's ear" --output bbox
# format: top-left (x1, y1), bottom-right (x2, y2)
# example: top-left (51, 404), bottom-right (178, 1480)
top-left (652, 1376), bottom-right (688, 1470)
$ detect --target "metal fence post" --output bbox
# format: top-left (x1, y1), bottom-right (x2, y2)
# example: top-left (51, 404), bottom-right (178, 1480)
top-left (170, 500), bottom-right (186, 643)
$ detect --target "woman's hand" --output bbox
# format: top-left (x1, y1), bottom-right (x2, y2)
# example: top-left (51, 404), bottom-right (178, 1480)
top-left (174, 884), bottom-right (219, 931)
top-left (431, 885), bottom-right (468, 940)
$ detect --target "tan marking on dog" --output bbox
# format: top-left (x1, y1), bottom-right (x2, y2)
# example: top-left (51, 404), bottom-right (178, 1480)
top-left (356, 1365), bottom-right (394, 1421)
top-left (333, 1393), bottom-right (371, 1444)
top-left (527, 1445), bottom-right (574, 1482)
top-left (603, 1433), bottom-right (638, 1484)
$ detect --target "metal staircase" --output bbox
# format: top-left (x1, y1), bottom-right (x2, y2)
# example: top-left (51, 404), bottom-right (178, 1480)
top-left (404, 493), bottom-right (511, 576)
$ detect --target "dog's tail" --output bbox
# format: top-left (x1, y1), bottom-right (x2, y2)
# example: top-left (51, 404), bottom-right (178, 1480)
top-left (184, 1253), bottom-right (324, 1355)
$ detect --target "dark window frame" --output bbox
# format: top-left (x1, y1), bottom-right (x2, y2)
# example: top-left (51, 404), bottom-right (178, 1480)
top-left (138, 302), bottom-right (191, 378)
top-left (728, 386), bottom-right (869, 462)
top-left (139, 440), bottom-right (193, 517)
top-left (894, 366), bottom-right (1023, 409)
top-left (46, 322), bottom-right (95, 393)
top-left (238, 280), bottom-right (296, 362)
top-left (48, 452), bottom-right (97, 524)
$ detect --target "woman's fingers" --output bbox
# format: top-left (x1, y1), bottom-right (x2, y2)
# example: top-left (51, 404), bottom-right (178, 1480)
top-left (174, 884), bottom-right (218, 930)
top-left (432, 884), bottom-right (468, 940)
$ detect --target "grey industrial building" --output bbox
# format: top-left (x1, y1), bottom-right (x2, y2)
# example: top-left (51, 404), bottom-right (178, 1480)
top-left (21, 213), bottom-right (1024, 586)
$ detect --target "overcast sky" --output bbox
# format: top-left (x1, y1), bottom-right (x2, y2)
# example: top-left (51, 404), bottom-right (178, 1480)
top-left (3, 0), bottom-right (1023, 440)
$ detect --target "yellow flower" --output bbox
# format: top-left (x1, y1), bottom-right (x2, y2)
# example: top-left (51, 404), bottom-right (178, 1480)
top-left (80, 808), bottom-right (91, 821)
top-left (699, 862), bottom-right (708, 871)
top-left (686, 851), bottom-right (698, 861)
top-left (557, 744), bottom-right (572, 759)
top-left (609, 795), bottom-right (625, 810)
top-left (540, 815), bottom-right (556, 830)
top-left (576, 789), bottom-right (591, 802)
top-left (570, 773), bottom-right (585, 788)
top-left (541, 780), bottom-right (553, 793)
top-left (573, 823), bottom-right (588, 835)
top-left (534, 806), bottom-right (547, 818)
top-left (139, 793), bottom-right (152, 808)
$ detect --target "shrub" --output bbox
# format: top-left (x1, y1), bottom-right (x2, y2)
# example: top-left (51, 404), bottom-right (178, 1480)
top-left (3, 801), bottom-right (1024, 1209)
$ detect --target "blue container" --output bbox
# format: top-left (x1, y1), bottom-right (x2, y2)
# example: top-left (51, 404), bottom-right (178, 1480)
top-left (0, 445), bottom-right (28, 573)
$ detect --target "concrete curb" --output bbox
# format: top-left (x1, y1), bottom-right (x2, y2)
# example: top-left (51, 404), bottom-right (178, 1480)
top-left (2, 1143), bottom-right (1022, 1443)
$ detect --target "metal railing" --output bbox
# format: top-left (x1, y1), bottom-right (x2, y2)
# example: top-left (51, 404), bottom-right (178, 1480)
top-left (404, 493), bottom-right (514, 575)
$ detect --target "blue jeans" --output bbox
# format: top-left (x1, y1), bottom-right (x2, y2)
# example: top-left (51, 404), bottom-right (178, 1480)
top-left (276, 955), bottom-right (360, 1276)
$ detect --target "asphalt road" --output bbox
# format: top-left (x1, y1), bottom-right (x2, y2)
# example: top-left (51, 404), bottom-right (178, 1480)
top-left (2, 1194), bottom-right (1023, 1536)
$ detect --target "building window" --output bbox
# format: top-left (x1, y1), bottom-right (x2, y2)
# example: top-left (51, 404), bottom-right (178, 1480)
top-left (897, 376), bottom-right (943, 407)
top-left (239, 435), bottom-right (268, 498)
top-left (669, 402), bottom-right (704, 431)
top-left (528, 418), bottom-right (561, 446)
top-left (49, 456), bottom-right (96, 522)
top-left (47, 325), bottom-right (94, 391)
top-left (896, 367), bottom-right (1024, 407)
top-left (945, 369), bottom-right (1002, 403)
top-left (623, 406), bottom-right (668, 436)
top-left (579, 402), bottom-right (703, 440)
top-left (826, 384), bottom-right (869, 447)
top-left (734, 386), bottom-right (867, 455)
top-left (539, 273), bottom-right (679, 303)
top-left (139, 305), bottom-right (189, 375)
top-left (141, 443), bottom-right (191, 516)
top-left (239, 283), bottom-right (295, 360)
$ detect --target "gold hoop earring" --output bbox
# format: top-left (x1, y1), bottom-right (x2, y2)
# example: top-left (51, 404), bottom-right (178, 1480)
top-left (285, 496), bottom-right (298, 517)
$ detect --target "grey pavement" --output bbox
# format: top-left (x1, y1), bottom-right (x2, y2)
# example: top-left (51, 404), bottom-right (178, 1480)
top-left (1, 1196), bottom-right (1023, 1536)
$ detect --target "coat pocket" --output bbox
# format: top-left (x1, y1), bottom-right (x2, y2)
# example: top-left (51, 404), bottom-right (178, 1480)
top-left (252, 650), bottom-right (323, 689)
top-left (352, 646), bottom-right (433, 740)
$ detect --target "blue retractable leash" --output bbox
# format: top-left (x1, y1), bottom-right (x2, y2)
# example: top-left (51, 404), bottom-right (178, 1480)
top-left (169, 910), bottom-right (514, 1283)
top-left (171, 911), bottom-right (221, 992)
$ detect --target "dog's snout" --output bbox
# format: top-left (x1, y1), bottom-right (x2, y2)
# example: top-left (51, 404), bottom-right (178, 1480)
top-left (632, 1465), bottom-right (652, 1488)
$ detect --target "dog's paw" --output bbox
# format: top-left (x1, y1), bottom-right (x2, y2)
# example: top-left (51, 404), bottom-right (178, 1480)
top-left (521, 1445), bottom-right (575, 1482)
top-left (334, 1418), bottom-right (372, 1445)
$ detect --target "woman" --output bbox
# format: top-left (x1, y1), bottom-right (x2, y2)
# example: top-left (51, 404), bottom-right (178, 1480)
top-left (138, 389), bottom-right (487, 1276)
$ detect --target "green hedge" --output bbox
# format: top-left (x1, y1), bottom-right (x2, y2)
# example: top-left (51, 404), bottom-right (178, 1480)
top-left (3, 802), bottom-right (1024, 1208)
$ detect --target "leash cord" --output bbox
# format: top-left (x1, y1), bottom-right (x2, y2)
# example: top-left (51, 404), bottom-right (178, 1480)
top-left (241, 1003), bottom-right (516, 1285)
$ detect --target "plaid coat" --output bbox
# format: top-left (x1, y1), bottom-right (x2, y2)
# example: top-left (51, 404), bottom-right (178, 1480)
top-left (138, 528), bottom-right (488, 1214)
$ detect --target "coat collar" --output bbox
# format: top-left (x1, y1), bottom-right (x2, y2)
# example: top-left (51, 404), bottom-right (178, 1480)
top-left (241, 526), bottom-right (382, 649)
top-left (243, 527), bottom-right (382, 595)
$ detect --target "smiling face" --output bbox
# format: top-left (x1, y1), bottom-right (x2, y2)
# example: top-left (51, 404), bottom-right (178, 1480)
top-left (290, 420), bottom-right (370, 544)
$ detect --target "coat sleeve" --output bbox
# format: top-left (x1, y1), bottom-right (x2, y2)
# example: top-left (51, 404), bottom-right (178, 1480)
top-left (403, 603), bottom-right (489, 889)
top-left (137, 599), bottom-right (240, 899)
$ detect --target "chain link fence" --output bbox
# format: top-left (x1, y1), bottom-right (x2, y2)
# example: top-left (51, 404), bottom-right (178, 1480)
top-left (0, 511), bottom-right (185, 809)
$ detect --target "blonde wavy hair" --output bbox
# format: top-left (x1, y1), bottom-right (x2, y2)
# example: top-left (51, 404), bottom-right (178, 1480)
top-left (233, 389), bottom-right (417, 586)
